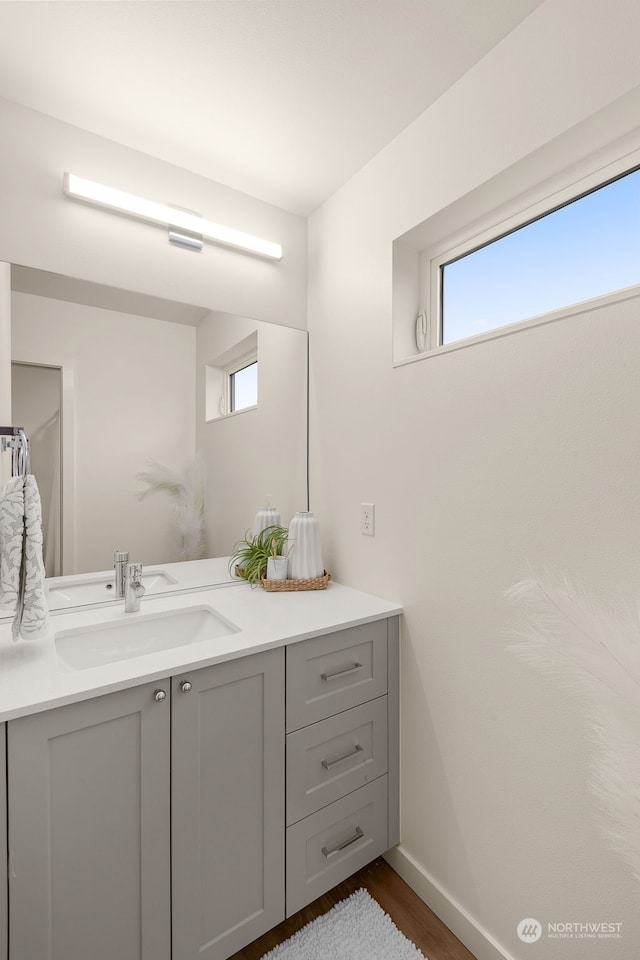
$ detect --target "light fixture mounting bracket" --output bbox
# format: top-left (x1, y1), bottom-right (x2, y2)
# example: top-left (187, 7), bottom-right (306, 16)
top-left (168, 205), bottom-right (203, 252)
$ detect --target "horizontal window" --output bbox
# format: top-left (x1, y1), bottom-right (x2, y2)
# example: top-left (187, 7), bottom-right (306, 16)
top-left (438, 166), bottom-right (640, 347)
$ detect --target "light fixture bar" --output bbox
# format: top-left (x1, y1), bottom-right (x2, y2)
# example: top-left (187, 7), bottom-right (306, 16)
top-left (63, 173), bottom-right (283, 261)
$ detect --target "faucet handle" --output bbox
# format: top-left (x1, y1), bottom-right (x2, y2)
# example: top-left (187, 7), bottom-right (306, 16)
top-left (126, 563), bottom-right (146, 606)
top-left (124, 562), bottom-right (145, 611)
top-left (114, 550), bottom-right (129, 565)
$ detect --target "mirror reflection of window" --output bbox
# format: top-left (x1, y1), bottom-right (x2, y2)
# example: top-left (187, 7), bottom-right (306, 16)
top-left (230, 360), bottom-right (258, 413)
top-left (205, 330), bottom-right (258, 420)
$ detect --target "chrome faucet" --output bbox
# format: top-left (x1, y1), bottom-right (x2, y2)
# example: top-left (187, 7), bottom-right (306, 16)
top-left (114, 550), bottom-right (129, 598)
top-left (124, 562), bottom-right (146, 612)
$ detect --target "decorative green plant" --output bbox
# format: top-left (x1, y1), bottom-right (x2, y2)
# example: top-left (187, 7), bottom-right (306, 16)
top-left (228, 525), bottom-right (289, 586)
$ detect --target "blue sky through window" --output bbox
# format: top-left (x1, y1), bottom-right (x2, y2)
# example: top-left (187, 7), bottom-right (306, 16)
top-left (442, 167), bottom-right (640, 345)
top-left (231, 361), bottom-right (257, 411)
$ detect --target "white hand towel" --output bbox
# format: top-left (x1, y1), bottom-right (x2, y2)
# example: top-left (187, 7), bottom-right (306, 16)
top-left (0, 475), bottom-right (25, 616)
top-left (0, 475), bottom-right (49, 640)
top-left (15, 475), bottom-right (49, 640)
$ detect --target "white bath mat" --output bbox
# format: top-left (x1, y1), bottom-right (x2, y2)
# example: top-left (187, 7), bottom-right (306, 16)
top-left (259, 888), bottom-right (428, 960)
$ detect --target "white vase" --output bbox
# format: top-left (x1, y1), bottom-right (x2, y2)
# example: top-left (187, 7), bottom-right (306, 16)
top-left (287, 511), bottom-right (324, 580)
top-left (254, 504), bottom-right (281, 535)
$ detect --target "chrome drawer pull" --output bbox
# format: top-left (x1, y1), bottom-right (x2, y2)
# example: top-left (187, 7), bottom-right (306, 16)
top-left (321, 826), bottom-right (364, 858)
top-left (320, 662), bottom-right (362, 681)
top-left (321, 743), bottom-right (364, 770)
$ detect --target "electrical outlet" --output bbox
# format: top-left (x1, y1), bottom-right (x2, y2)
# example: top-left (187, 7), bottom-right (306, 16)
top-left (360, 502), bottom-right (375, 536)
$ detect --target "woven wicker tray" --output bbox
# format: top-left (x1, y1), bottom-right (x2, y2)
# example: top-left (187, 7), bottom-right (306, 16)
top-left (260, 571), bottom-right (331, 592)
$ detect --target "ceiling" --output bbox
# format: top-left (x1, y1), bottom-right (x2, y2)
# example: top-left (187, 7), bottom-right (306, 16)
top-left (0, 0), bottom-right (544, 216)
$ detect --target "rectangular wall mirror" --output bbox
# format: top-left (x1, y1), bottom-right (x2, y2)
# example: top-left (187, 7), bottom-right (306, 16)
top-left (2, 262), bottom-right (308, 604)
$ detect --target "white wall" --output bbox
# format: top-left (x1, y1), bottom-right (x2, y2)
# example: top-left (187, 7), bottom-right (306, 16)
top-left (0, 96), bottom-right (306, 330)
top-left (308, 1), bottom-right (640, 958)
top-left (196, 311), bottom-right (308, 555)
top-left (12, 292), bottom-right (195, 574)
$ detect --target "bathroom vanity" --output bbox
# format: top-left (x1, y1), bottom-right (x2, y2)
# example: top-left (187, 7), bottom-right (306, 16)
top-left (0, 572), bottom-right (400, 960)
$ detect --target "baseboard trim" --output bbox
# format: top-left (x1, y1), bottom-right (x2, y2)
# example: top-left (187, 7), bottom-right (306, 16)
top-left (383, 845), bottom-right (516, 960)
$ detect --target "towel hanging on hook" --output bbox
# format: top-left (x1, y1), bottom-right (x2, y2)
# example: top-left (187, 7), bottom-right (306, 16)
top-left (0, 426), bottom-right (31, 478)
top-left (0, 427), bottom-right (48, 640)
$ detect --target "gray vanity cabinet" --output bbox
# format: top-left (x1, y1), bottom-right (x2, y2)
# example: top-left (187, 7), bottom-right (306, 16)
top-left (7, 680), bottom-right (172, 960)
top-left (3, 615), bottom-right (396, 960)
top-left (171, 650), bottom-right (284, 960)
top-left (6, 648), bottom-right (285, 960)
top-left (0, 725), bottom-right (6, 960)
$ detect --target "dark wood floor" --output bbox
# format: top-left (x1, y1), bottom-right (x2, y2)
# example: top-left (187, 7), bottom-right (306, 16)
top-left (230, 858), bottom-right (478, 960)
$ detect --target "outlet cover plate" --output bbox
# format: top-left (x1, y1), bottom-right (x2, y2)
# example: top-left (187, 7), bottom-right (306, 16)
top-left (361, 502), bottom-right (375, 536)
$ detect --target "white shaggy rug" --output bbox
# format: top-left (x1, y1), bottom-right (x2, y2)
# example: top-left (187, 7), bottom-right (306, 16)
top-left (259, 888), bottom-right (427, 960)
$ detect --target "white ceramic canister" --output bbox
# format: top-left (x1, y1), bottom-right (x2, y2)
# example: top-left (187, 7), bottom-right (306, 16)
top-left (266, 555), bottom-right (288, 580)
top-left (254, 496), bottom-right (281, 535)
top-left (287, 511), bottom-right (324, 579)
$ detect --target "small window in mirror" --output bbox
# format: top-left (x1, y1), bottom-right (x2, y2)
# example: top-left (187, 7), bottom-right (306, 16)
top-left (205, 331), bottom-right (258, 421)
top-left (229, 359), bottom-right (257, 413)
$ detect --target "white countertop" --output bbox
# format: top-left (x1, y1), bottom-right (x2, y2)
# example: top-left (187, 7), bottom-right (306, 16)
top-left (0, 573), bottom-right (401, 723)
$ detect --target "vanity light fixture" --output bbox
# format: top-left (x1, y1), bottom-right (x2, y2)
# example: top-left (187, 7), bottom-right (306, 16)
top-left (63, 173), bottom-right (283, 261)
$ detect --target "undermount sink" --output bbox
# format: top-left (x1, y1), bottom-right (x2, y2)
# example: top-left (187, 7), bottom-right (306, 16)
top-left (48, 570), bottom-right (178, 607)
top-left (55, 605), bottom-right (240, 671)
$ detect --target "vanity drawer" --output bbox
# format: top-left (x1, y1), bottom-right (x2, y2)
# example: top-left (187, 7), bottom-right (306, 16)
top-left (286, 697), bottom-right (388, 825)
top-left (285, 776), bottom-right (388, 917)
top-left (286, 621), bottom-right (388, 732)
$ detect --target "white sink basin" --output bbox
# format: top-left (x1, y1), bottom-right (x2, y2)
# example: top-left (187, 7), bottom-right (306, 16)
top-left (48, 570), bottom-right (177, 608)
top-left (55, 605), bottom-right (240, 671)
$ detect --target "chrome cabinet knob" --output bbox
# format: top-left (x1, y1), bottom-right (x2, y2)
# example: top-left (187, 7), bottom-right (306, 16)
top-left (154, 689), bottom-right (167, 703)
top-left (180, 680), bottom-right (192, 693)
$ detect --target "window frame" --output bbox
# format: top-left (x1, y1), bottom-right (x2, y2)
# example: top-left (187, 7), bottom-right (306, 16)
top-left (205, 330), bottom-right (258, 422)
top-left (227, 353), bottom-right (258, 414)
top-left (418, 148), bottom-right (640, 357)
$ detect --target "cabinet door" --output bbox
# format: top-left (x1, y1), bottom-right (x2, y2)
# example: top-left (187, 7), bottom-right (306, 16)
top-left (8, 681), bottom-right (171, 960)
top-left (172, 648), bottom-right (284, 960)
top-left (0, 725), bottom-right (6, 960)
